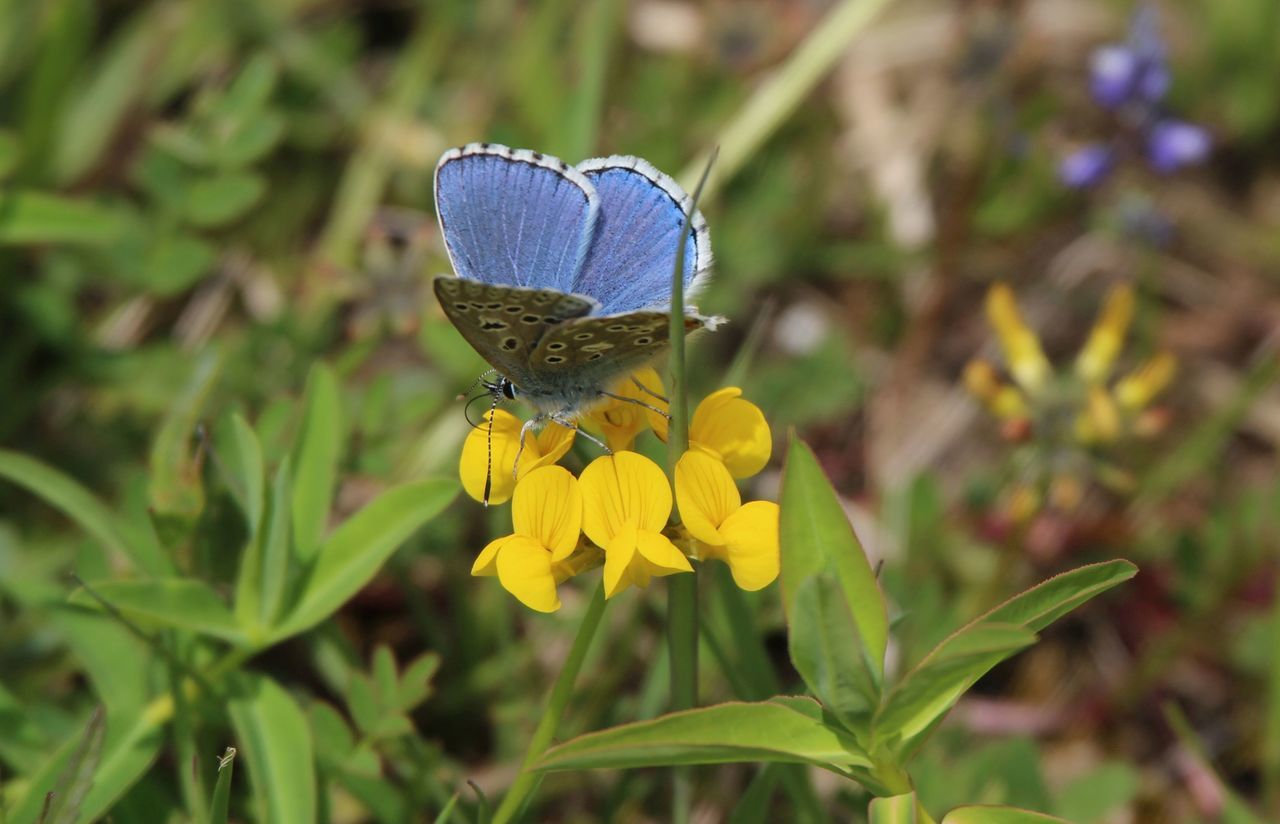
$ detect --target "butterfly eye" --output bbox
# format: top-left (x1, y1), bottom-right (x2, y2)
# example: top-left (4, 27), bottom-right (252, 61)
top-left (501, 379), bottom-right (517, 400)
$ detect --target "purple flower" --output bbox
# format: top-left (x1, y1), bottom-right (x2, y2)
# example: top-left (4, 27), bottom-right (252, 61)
top-left (1088, 4), bottom-right (1170, 110)
top-left (1060, 144), bottom-right (1114, 188)
top-left (1147, 120), bottom-right (1211, 172)
top-left (1090, 46), bottom-right (1139, 109)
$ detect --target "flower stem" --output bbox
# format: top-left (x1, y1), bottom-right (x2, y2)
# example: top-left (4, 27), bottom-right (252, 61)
top-left (665, 149), bottom-right (716, 824)
top-left (491, 583), bottom-right (608, 824)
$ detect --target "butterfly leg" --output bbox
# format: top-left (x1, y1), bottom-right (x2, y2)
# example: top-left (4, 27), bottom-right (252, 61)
top-left (631, 376), bottom-right (670, 404)
top-left (549, 414), bottom-right (612, 454)
top-left (513, 415), bottom-right (544, 479)
top-left (599, 390), bottom-right (671, 420)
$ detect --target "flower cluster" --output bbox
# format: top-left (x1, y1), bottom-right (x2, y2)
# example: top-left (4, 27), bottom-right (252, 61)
top-left (965, 283), bottom-right (1175, 516)
top-left (460, 368), bottom-right (778, 612)
top-left (1060, 5), bottom-right (1210, 189)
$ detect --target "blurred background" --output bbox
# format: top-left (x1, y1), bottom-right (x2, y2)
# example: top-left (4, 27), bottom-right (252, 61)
top-left (1, 0), bottom-right (1278, 821)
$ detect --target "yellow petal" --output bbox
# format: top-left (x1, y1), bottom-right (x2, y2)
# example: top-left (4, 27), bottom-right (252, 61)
top-left (533, 420), bottom-right (576, 466)
top-left (472, 535), bottom-right (513, 577)
top-left (511, 465), bottom-right (582, 561)
top-left (986, 284), bottom-right (1051, 394)
top-left (689, 388), bottom-right (772, 478)
top-left (603, 522), bottom-right (640, 598)
top-left (580, 451), bottom-right (672, 547)
top-left (495, 535), bottom-right (561, 613)
top-left (674, 451), bottom-right (740, 546)
top-left (1115, 352), bottom-right (1176, 412)
top-left (963, 360), bottom-right (1030, 421)
top-left (459, 410), bottom-right (524, 504)
top-left (1075, 284), bottom-right (1134, 383)
top-left (586, 367), bottom-right (666, 451)
top-left (1076, 385), bottom-right (1121, 444)
top-left (635, 529), bottom-right (693, 576)
top-left (718, 501), bottom-right (780, 591)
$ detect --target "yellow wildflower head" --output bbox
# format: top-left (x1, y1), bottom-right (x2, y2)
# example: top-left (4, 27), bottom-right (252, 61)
top-left (584, 367), bottom-right (665, 451)
top-left (963, 359), bottom-right (1029, 421)
top-left (675, 451), bottom-right (779, 591)
top-left (986, 284), bottom-right (1051, 394)
top-left (1075, 284), bottom-right (1135, 384)
top-left (1115, 352), bottom-right (1176, 412)
top-left (649, 388), bottom-right (772, 479)
top-left (578, 451), bottom-right (692, 598)
top-left (460, 410), bottom-right (575, 505)
top-left (471, 465), bottom-right (582, 612)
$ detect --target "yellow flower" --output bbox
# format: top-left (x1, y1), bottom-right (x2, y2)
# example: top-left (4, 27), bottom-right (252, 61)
top-left (460, 409), bottom-right (575, 505)
top-left (963, 360), bottom-right (1029, 420)
top-left (675, 451), bottom-right (779, 591)
top-left (986, 284), bottom-right (1051, 394)
top-left (584, 367), bottom-right (665, 451)
top-left (1115, 352), bottom-right (1176, 412)
top-left (1075, 385), bottom-right (1122, 444)
top-left (471, 466), bottom-right (582, 612)
top-left (649, 388), bottom-right (772, 479)
top-left (1075, 284), bottom-right (1134, 384)
top-left (578, 452), bottom-right (691, 598)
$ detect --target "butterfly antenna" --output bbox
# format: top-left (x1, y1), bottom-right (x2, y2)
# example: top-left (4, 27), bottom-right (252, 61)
top-left (458, 369), bottom-right (497, 402)
top-left (482, 391), bottom-right (499, 508)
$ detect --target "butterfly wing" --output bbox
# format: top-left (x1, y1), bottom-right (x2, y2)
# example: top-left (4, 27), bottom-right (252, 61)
top-left (572, 155), bottom-right (712, 314)
top-left (526, 310), bottom-right (716, 395)
top-left (434, 276), bottom-right (597, 385)
top-left (435, 144), bottom-right (599, 292)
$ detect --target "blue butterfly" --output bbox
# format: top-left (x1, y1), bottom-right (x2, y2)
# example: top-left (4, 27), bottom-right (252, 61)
top-left (433, 143), bottom-right (718, 441)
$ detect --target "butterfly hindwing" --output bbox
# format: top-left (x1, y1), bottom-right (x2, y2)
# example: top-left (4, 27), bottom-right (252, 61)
top-left (435, 144), bottom-right (599, 292)
top-left (527, 310), bottom-right (709, 388)
top-left (573, 156), bottom-right (712, 314)
top-left (434, 277), bottom-right (597, 386)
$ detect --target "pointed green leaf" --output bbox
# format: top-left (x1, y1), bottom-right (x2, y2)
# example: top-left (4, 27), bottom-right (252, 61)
top-left (234, 460), bottom-right (292, 635)
top-left (869, 792), bottom-right (919, 824)
top-left (185, 172), bottom-right (265, 228)
top-left (372, 645), bottom-right (398, 707)
top-left (537, 700), bottom-right (871, 775)
top-left (148, 350), bottom-right (220, 518)
top-left (0, 449), bottom-right (169, 574)
top-left (70, 579), bottom-right (244, 645)
top-left (228, 674), bottom-right (316, 824)
top-left (272, 478), bottom-right (457, 641)
top-left (788, 573), bottom-right (876, 730)
top-left (217, 413), bottom-right (265, 535)
top-left (209, 748), bottom-right (236, 824)
top-left (942, 806), bottom-right (1068, 823)
top-left (980, 560), bottom-right (1138, 632)
top-left (0, 191), bottom-right (128, 245)
top-left (781, 436), bottom-right (888, 680)
top-left (876, 623), bottom-right (1035, 742)
top-left (291, 364), bottom-right (343, 562)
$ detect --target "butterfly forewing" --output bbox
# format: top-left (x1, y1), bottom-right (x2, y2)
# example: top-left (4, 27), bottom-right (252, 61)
top-left (434, 277), bottom-right (596, 386)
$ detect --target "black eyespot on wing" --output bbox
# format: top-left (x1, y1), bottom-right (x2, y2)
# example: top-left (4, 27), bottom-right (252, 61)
top-left (454, 303), bottom-right (469, 311)
top-left (546, 342), bottom-right (566, 351)
top-left (573, 332), bottom-right (593, 341)
top-left (501, 337), bottom-right (519, 351)
top-left (543, 316), bottom-right (562, 325)
top-left (486, 302), bottom-right (502, 310)
top-left (635, 337), bottom-right (652, 345)
top-left (607, 324), bottom-right (626, 332)
top-left (481, 320), bottom-right (508, 331)
top-left (587, 353), bottom-right (603, 360)
top-left (545, 355), bottom-right (565, 364)
top-left (521, 315), bottom-right (541, 324)
top-left (504, 305), bottom-right (523, 314)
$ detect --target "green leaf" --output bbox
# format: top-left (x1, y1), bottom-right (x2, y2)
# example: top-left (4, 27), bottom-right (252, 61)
top-left (215, 111), bottom-right (285, 168)
top-left (272, 478), bottom-right (457, 641)
top-left (372, 645), bottom-right (398, 707)
top-left (0, 190), bottom-right (127, 244)
top-left (217, 413), bottom-right (265, 536)
top-left (875, 623), bottom-right (1036, 743)
top-left (980, 560), bottom-right (1138, 632)
top-left (234, 460), bottom-right (292, 636)
top-left (397, 653), bottom-right (440, 709)
top-left (781, 435), bottom-right (889, 680)
top-left (139, 232), bottom-right (217, 296)
top-left (787, 573), bottom-right (876, 730)
top-left (184, 172), bottom-right (266, 228)
top-left (209, 748), bottom-right (236, 824)
top-left (147, 349), bottom-right (221, 518)
top-left (868, 792), bottom-right (920, 824)
top-left (346, 672), bottom-right (379, 737)
top-left (39, 707), bottom-right (105, 824)
top-left (70, 579), bottom-right (244, 645)
top-left (228, 673), bottom-right (316, 824)
top-left (291, 363), bottom-right (344, 563)
top-left (537, 700), bottom-right (871, 775)
top-left (0, 449), bottom-right (169, 575)
top-left (942, 806), bottom-right (1067, 823)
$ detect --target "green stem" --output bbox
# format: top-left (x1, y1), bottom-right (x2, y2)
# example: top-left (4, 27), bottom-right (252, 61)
top-left (678, 0), bottom-right (893, 202)
top-left (491, 584), bottom-right (608, 824)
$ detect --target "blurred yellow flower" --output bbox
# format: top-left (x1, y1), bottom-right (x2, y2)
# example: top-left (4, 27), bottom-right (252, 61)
top-left (1075, 385), bottom-right (1122, 444)
top-left (963, 360), bottom-right (1029, 421)
top-left (1115, 352), bottom-right (1176, 412)
top-left (1075, 284), bottom-right (1134, 384)
top-left (985, 284), bottom-right (1052, 393)
top-left (675, 451), bottom-right (779, 591)
top-left (471, 466), bottom-right (583, 612)
top-left (649, 387), bottom-right (772, 478)
top-left (459, 409), bottom-right (575, 505)
top-left (579, 452), bottom-right (691, 598)
top-left (584, 367), bottom-right (665, 451)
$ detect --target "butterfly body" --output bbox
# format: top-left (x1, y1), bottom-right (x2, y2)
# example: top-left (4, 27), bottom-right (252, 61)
top-left (433, 143), bottom-right (717, 419)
